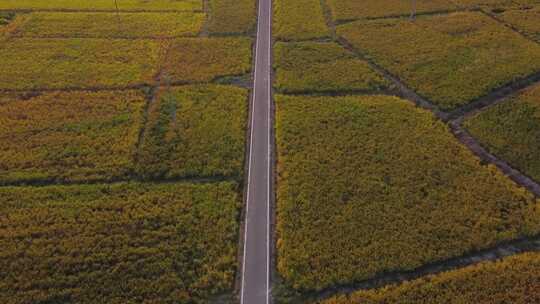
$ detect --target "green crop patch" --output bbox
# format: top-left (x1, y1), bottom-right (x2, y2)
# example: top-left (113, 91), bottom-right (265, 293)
top-left (326, 0), bottom-right (455, 21)
top-left (0, 38), bottom-right (160, 90)
top-left (274, 0), bottom-right (329, 41)
top-left (495, 6), bottom-right (540, 41)
top-left (0, 181), bottom-right (240, 303)
top-left (275, 94), bottom-right (540, 292)
top-left (207, 0), bottom-right (256, 34)
top-left (13, 12), bottom-right (204, 38)
top-left (137, 85), bottom-right (247, 180)
top-left (318, 251), bottom-right (540, 304)
top-left (0, 12), bottom-right (16, 25)
top-left (274, 41), bottom-right (389, 94)
top-left (0, 90), bottom-right (146, 184)
top-left (162, 37), bottom-right (252, 83)
top-left (337, 12), bottom-right (540, 111)
top-left (0, 0), bottom-right (202, 11)
top-left (464, 83), bottom-right (540, 183)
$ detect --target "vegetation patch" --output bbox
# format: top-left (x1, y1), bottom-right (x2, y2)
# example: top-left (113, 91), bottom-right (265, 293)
top-left (495, 6), bottom-right (540, 41)
top-left (275, 94), bottom-right (540, 292)
top-left (274, 0), bottom-right (330, 41)
top-left (0, 90), bottom-right (145, 184)
top-left (13, 12), bottom-right (204, 38)
top-left (137, 85), bottom-right (247, 180)
top-left (337, 12), bottom-right (540, 111)
top-left (207, 0), bottom-right (255, 34)
top-left (162, 37), bottom-right (252, 83)
top-left (0, 12), bottom-right (16, 25)
top-left (318, 251), bottom-right (540, 303)
top-left (464, 83), bottom-right (540, 183)
top-left (0, 181), bottom-right (240, 304)
top-left (326, 0), bottom-right (455, 21)
top-left (274, 41), bottom-right (389, 94)
top-left (0, 38), bottom-right (160, 90)
top-left (0, 0), bottom-right (202, 11)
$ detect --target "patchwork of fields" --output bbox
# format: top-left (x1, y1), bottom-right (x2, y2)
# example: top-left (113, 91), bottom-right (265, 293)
top-left (2, 0), bottom-right (540, 302)
top-left (273, 0), bottom-right (540, 302)
top-left (0, 0), bottom-right (254, 302)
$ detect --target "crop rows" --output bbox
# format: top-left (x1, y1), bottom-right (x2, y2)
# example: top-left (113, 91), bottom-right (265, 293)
top-left (0, 1), bottom-right (256, 302)
top-left (318, 251), bottom-right (540, 303)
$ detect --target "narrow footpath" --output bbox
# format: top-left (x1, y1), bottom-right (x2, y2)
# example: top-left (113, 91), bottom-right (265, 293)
top-left (240, 0), bottom-right (272, 302)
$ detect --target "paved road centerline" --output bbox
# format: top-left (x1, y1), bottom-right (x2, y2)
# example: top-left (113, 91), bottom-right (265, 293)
top-left (240, 0), bottom-right (272, 302)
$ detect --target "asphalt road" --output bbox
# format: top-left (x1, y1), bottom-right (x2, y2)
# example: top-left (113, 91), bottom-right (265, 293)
top-left (240, 0), bottom-right (272, 302)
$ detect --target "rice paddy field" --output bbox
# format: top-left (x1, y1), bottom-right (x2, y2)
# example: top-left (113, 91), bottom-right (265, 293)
top-left (0, 0), bottom-right (254, 302)
top-left (273, 0), bottom-right (540, 302)
top-left (2, 0), bottom-right (540, 302)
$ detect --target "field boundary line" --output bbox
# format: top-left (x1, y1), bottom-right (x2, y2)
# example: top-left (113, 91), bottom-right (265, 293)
top-left (0, 8), bottom-right (203, 14)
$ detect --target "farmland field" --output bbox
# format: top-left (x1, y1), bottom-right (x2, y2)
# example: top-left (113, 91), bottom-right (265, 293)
top-left (0, 0), bottom-right (254, 302)
top-left (0, 0), bottom-right (202, 11)
top-left (0, 38), bottom-right (161, 90)
top-left (337, 12), bottom-right (540, 111)
top-left (494, 5), bottom-right (540, 41)
top-left (318, 251), bottom-right (540, 304)
top-left (0, 182), bottom-right (240, 304)
top-left (275, 94), bottom-right (540, 291)
top-left (137, 85), bottom-right (248, 180)
top-left (274, 42), bottom-right (390, 94)
top-left (11, 12), bottom-right (205, 38)
top-left (0, 90), bottom-right (145, 184)
top-left (273, 0), bottom-right (329, 40)
top-left (464, 83), bottom-right (540, 182)
top-left (326, 0), bottom-right (455, 21)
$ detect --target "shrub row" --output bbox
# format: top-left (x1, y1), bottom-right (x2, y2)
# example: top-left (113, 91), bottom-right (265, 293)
top-left (326, 0), bottom-right (455, 21)
top-left (0, 0), bottom-right (202, 11)
top-left (464, 83), bottom-right (540, 183)
top-left (137, 85), bottom-right (248, 180)
top-left (207, 0), bottom-right (256, 34)
top-left (0, 90), bottom-right (146, 184)
top-left (337, 12), bottom-right (540, 111)
top-left (274, 41), bottom-right (389, 94)
top-left (0, 181), bottom-right (240, 304)
top-left (275, 94), bottom-right (540, 291)
top-left (12, 12), bottom-right (205, 38)
top-left (319, 251), bottom-right (540, 304)
top-left (0, 36), bottom-right (251, 90)
top-left (273, 0), bottom-right (329, 41)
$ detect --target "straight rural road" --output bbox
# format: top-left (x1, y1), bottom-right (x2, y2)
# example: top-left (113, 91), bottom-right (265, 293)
top-left (240, 0), bottom-right (272, 302)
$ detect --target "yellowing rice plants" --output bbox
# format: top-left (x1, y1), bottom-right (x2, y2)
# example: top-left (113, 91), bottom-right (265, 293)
top-left (318, 252), bottom-right (540, 304)
top-left (162, 37), bottom-right (252, 83)
top-left (0, 181), bottom-right (240, 304)
top-left (0, 90), bottom-right (146, 184)
top-left (0, 0), bottom-right (202, 11)
top-left (274, 41), bottom-right (390, 94)
top-left (12, 12), bottom-right (205, 38)
top-left (496, 6), bottom-right (540, 41)
top-left (207, 0), bottom-right (256, 34)
top-left (275, 94), bottom-right (540, 291)
top-left (464, 83), bottom-right (540, 183)
top-left (326, 0), bottom-right (455, 21)
top-left (273, 0), bottom-right (330, 41)
top-left (337, 12), bottom-right (540, 111)
top-left (0, 38), bottom-right (161, 90)
top-left (137, 85), bottom-right (248, 180)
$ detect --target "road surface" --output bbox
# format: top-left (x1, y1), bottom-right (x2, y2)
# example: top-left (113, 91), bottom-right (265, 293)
top-left (240, 0), bottom-right (272, 302)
